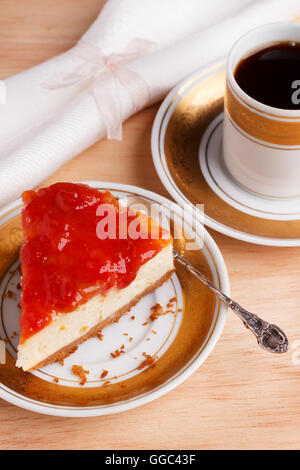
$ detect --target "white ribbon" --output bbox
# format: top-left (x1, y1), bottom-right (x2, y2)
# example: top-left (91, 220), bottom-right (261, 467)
top-left (43, 38), bottom-right (156, 140)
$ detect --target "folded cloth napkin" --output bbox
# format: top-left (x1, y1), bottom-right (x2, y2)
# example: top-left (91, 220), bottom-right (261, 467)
top-left (1, 0), bottom-right (247, 158)
top-left (0, 0), bottom-right (299, 207)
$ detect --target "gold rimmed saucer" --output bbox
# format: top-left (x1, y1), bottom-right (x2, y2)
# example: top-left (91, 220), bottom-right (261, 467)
top-left (0, 182), bottom-right (228, 417)
top-left (151, 61), bottom-right (300, 246)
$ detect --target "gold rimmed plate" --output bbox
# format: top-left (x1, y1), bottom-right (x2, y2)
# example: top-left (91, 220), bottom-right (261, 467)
top-left (0, 182), bottom-right (228, 417)
top-left (151, 61), bottom-right (300, 246)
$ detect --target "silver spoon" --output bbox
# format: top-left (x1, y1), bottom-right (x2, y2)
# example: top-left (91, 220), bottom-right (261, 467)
top-left (173, 250), bottom-right (288, 353)
top-left (122, 195), bottom-right (288, 353)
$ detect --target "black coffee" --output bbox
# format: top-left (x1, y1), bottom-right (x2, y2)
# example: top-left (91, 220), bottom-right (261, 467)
top-left (234, 41), bottom-right (300, 110)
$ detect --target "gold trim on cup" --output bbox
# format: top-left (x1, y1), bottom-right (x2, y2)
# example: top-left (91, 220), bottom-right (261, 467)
top-left (225, 83), bottom-right (300, 146)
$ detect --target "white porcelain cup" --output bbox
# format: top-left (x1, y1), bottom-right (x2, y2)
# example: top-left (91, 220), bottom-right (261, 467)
top-left (223, 22), bottom-right (300, 199)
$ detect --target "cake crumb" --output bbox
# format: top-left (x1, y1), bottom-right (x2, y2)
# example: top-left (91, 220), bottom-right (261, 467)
top-left (6, 290), bottom-right (14, 299)
top-left (53, 377), bottom-right (59, 384)
top-left (100, 369), bottom-right (108, 379)
top-left (138, 352), bottom-right (156, 370)
top-left (72, 365), bottom-right (89, 386)
top-left (129, 337), bottom-right (133, 342)
top-left (97, 331), bottom-right (104, 341)
top-left (149, 303), bottom-right (164, 321)
top-left (17, 282), bottom-right (21, 290)
top-left (120, 382), bottom-right (126, 388)
top-left (80, 325), bottom-right (88, 333)
top-left (167, 296), bottom-right (176, 305)
top-left (103, 380), bottom-right (111, 387)
top-left (150, 298), bottom-right (177, 321)
top-left (123, 332), bottom-right (128, 336)
top-left (142, 321), bottom-right (148, 326)
top-left (110, 347), bottom-right (125, 358)
top-left (131, 315), bottom-right (135, 320)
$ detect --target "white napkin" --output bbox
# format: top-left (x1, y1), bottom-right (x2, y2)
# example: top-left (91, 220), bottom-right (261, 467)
top-left (1, 0), bottom-right (247, 157)
top-left (0, 0), bottom-right (299, 207)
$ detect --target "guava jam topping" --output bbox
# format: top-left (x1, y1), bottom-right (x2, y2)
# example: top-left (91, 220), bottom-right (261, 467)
top-left (20, 183), bottom-right (171, 342)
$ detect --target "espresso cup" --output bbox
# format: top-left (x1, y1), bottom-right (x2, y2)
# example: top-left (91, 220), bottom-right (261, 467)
top-left (223, 22), bottom-right (300, 199)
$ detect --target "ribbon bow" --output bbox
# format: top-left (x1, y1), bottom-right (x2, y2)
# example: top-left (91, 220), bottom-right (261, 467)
top-left (43, 39), bottom-right (156, 140)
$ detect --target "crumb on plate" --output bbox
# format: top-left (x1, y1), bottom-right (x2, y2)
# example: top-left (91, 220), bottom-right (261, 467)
top-left (72, 365), bottom-right (89, 386)
top-left (100, 369), bottom-right (108, 379)
top-left (137, 352), bottom-right (156, 370)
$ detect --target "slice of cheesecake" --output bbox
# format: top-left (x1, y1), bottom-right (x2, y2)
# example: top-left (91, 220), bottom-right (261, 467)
top-left (16, 183), bottom-right (174, 371)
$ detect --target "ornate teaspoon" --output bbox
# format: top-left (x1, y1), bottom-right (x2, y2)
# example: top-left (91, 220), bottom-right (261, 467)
top-left (173, 250), bottom-right (288, 353)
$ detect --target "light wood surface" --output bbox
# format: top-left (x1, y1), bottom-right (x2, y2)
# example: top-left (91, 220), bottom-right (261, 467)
top-left (0, 0), bottom-right (300, 450)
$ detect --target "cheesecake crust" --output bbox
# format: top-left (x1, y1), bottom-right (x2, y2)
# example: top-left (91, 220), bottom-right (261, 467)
top-left (28, 269), bottom-right (174, 371)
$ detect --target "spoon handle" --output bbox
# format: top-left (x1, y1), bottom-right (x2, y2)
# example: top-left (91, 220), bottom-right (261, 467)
top-left (173, 250), bottom-right (288, 353)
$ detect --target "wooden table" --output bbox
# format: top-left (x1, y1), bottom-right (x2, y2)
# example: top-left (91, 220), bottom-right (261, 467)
top-left (0, 0), bottom-right (299, 450)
